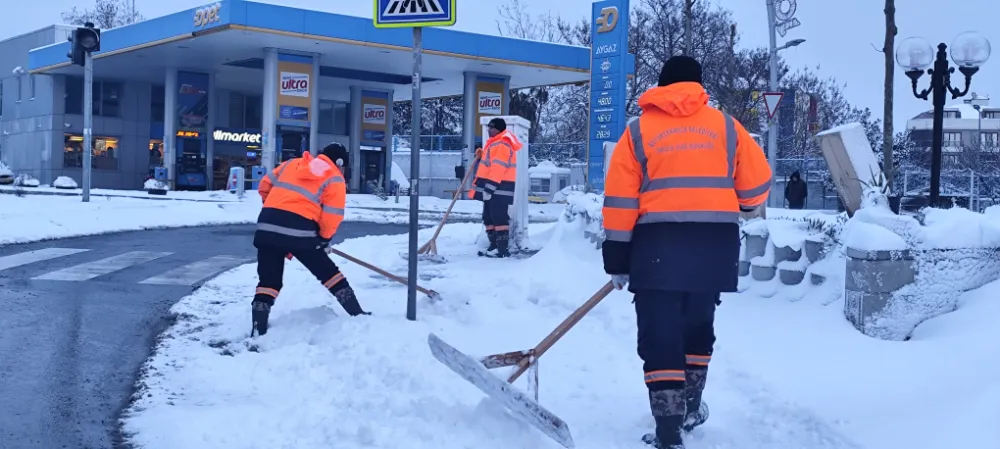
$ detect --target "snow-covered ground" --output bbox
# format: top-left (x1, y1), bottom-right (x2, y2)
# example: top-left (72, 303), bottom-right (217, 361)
top-left (0, 191), bottom-right (565, 244)
top-left (118, 211), bottom-right (1000, 449)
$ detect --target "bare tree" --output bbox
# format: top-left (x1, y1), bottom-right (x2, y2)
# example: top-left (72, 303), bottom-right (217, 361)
top-left (62, 0), bottom-right (143, 28)
top-left (882, 0), bottom-right (897, 188)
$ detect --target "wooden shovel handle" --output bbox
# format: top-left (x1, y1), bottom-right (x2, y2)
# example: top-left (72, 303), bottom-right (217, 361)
top-left (506, 281), bottom-right (616, 383)
top-left (328, 247), bottom-right (436, 297)
top-left (427, 156), bottom-right (481, 243)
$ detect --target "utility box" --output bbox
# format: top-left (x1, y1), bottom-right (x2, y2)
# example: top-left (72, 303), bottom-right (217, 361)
top-left (480, 115), bottom-right (531, 251)
top-left (228, 166), bottom-right (246, 196)
top-left (816, 123), bottom-right (886, 216)
top-left (251, 166), bottom-right (267, 190)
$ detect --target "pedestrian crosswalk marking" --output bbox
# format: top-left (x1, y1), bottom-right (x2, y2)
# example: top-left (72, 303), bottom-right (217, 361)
top-left (139, 255), bottom-right (247, 285)
top-left (0, 248), bottom-right (90, 272)
top-left (383, 0), bottom-right (442, 16)
top-left (32, 251), bottom-right (174, 281)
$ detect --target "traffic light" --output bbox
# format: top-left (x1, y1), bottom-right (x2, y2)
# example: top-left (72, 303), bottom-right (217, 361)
top-left (66, 22), bottom-right (101, 67)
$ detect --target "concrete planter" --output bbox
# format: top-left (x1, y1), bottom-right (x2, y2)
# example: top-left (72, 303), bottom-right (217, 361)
top-left (738, 260), bottom-right (751, 276)
top-left (744, 234), bottom-right (768, 260)
top-left (844, 246), bottom-right (1000, 340)
top-left (804, 239), bottom-right (824, 263)
top-left (750, 264), bottom-right (776, 281)
top-left (772, 244), bottom-right (802, 264)
top-left (778, 268), bottom-right (805, 285)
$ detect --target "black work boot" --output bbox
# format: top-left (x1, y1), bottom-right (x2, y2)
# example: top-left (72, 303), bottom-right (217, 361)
top-left (331, 284), bottom-right (370, 316)
top-left (683, 367), bottom-right (709, 432)
top-left (251, 297), bottom-right (274, 337)
top-left (495, 230), bottom-right (511, 258)
top-left (641, 389), bottom-right (686, 448)
top-left (486, 230), bottom-right (497, 252)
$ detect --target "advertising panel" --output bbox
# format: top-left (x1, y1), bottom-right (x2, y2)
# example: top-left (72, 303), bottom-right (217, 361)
top-left (276, 53), bottom-right (313, 124)
top-left (176, 71), bottom-right (209, 132)
top-left (360, 90), bottom-right (390, 144)
top-left (474, 76), bottom-right (506, 137)
top-left (588, 0), bottom-right (630, 191)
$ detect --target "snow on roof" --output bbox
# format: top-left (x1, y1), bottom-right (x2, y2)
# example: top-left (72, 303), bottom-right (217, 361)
top-left (528, 161), bottom-right (570, 179)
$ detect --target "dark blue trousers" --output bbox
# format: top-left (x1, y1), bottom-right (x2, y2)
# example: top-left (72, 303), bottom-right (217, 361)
top-left (634, 290), bottom-right (718, 391)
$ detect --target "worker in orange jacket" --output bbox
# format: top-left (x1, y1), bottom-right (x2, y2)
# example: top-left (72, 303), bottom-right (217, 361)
top-left (468, 118), bottom-right (523, 258)
top-left (601, 56), bottom-right (771, 449)
top-left (251, 143), bottom-right (368, 337)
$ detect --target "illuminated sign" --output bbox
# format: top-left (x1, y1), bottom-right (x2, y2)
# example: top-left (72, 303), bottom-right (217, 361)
top-left (595, 6), bottom-right (618, 33)
top-left (279, 72), bottom-right (309, 97)
top-left (213, 130), bottom-right (261, 144)
top-left (193, 3), bottom-right (221, 28)
top-left (176, 130), bottom-right (199, 138)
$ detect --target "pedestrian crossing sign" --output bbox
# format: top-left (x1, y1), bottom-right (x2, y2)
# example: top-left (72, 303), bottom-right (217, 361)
top-left (373, 0), bottom-right (456, 28)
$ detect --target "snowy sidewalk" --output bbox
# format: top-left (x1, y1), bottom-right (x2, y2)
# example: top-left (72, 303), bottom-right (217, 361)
top-left (111, 216), bottom-right (996, 449)
top-left (0, 193), bottom-right (564, 245)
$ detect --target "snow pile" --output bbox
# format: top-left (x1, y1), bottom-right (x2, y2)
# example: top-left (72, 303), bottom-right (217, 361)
top-left (52, 176), bottom-right (78, 189)
top-left (562, 191), bottom-right (604, 246)
top-left (13, 173), bottom-right (39, 187)
top-left (528, 160), bottom-right (570, 179)
top-left (143, 178), bottom-right (170, 191)
top-left (119, 205), bottom-right (1000, 449)
top-left (391, 161), bottom-right (410, 189)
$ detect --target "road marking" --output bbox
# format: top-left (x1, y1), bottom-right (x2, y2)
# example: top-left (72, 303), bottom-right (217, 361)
top-left (138, 255), bottom-right (248, 286)
top-left (0, 248), bottom-right (91, 272)
top-left (32, 251), bottom-right (173, 281)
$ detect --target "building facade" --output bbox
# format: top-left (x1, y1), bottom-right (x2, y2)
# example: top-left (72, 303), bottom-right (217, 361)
top-left (0, 0), bottom-right (589, 191)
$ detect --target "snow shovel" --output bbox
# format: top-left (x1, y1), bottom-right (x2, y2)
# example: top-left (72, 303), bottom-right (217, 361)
top-left (328, 247), bottom-right (442, 301)
top-left (427, 281), bottom-right (615, 448)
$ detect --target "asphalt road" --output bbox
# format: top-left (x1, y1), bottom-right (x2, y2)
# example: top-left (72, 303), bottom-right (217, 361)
top-left (0, 222), bottom-right (407, 449)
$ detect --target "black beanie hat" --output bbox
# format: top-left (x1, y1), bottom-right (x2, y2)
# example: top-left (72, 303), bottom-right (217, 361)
top-left (658, 55), bottom-right (703, 86)
top-left (321, 142), bottom-right (348, 167)
top-left (488, 118), bottom-right (507, 132)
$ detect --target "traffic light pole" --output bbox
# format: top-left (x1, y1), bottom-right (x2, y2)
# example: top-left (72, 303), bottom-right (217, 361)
top-left (82, 51), bottom-right (93, 202)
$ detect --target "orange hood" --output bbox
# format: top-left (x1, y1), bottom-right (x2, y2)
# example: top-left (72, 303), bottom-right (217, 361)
top-left (637, 82), bottom-right (710, 117)
top-left (486, 129), bottom-right (523, 152)
top-left (295, 152), bottom-right (342, 180)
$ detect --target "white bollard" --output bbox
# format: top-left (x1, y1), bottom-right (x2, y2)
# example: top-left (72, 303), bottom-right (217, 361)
top-left (228, 166), bottom-right (246, 198)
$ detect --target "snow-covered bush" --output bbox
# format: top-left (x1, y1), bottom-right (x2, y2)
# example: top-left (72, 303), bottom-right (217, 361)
top-left (52, 176), bottom-right (78, 189)
top-left (561, 191), bottom-right (604, 247)
top-left (14, 174), bottom-right (39, 187)
top-left (551, 185), bottom-right (586, 204)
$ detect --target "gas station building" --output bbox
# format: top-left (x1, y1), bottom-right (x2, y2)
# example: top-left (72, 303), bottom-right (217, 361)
top-left (0, 0), bottom-right (590, 191)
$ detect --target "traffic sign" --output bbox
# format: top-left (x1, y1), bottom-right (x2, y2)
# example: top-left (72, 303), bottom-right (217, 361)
top-left (762, 92), bottom-right (784, 119)
top-left (373, 0), bottom-right (456, 28)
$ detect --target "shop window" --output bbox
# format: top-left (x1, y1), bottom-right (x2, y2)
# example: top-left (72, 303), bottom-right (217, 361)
top-left (16, 76), bottom-right (23, 102)
top-left (0, 80), bottom-right (4, 117)
top-left (29, 75), bottom-right (35, 100)
top-left (151, 85), bottom-right (165, 122)
top-left (229, 92), bottom-right (262, 129)
top-left (530, 177), bottom-right (550, 193)
top-left (63, 134), bottom-right (119, 170)
top-left (65, 77), bottom-right (83, 114)
top-left (64, 77), bottom-right (122, 117)
top-left (319, 100), bottom-right (349, 135)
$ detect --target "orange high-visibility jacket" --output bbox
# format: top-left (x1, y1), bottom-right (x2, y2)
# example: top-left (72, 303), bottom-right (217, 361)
top-left (482, 130), bottom-right (524, 200)
top-left (602, 82), bottom-right (772, 243)
top-left (257, 152), bottom-right (346, 241)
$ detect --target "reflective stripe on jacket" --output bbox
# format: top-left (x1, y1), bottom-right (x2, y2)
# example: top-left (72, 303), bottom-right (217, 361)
top-left (602, 83), bottom-right (772, 244)
top-left (257, 153), bottom-right (346, 240)
top-left (482, 130), bottom-right (523, 198)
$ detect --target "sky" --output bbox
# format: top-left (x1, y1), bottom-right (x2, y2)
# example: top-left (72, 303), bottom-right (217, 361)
top-left (9, 0), bottom-right (1000, 132)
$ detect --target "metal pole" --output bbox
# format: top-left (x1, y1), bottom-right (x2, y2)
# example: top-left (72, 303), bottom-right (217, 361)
top-left (766, 0), bottom-right (779, 207)
top-left (82, 51), bottom-right (94, 202)
top-left (928, 43), bottom-right (948, 207)
top-left (407, 27), bottom-right (422, 321)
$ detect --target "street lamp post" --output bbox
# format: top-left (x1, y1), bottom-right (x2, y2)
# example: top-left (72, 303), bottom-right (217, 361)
top-left (765, 36), bottom-right (805, 206)
top-left (896, 32), bottom-right (991, 207)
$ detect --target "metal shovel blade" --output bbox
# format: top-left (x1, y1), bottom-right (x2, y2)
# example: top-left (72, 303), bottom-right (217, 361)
top-left (427, 333), bottom-right (575, 448)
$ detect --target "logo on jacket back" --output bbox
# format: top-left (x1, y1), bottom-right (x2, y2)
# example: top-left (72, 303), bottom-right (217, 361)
top-left (478, 92), bottom-right (502, 114)
top-left (279, 72), bottom-right (309, 97)
top-left (362, 104), bottom-right (386, 125)
top-left (596, 6), bottom-right (618, 33)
